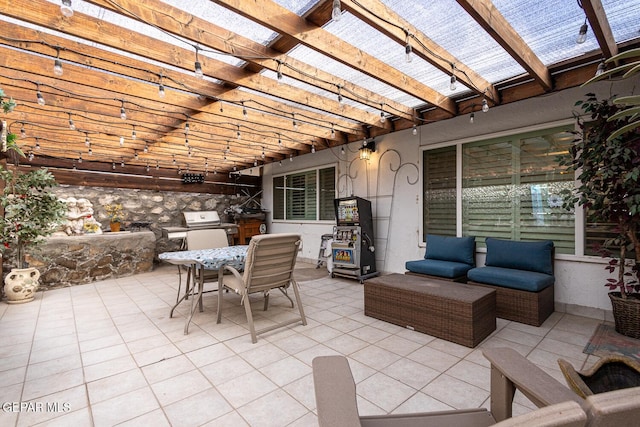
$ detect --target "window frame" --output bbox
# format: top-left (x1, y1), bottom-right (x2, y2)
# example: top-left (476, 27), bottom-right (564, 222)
top-left (419, 119), bottom-right (588, 257)
top-left (272, 163), bottom-right (337, 223)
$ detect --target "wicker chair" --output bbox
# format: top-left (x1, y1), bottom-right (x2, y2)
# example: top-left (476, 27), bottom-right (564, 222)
top-left (216, 233), bottom-right (307, 343)
top-left (314, 348), bottom-right (640, 427)
top-left (558, 355), bottom-right (640, 398)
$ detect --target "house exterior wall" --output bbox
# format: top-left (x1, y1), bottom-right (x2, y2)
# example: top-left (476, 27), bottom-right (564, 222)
top-left (262, 79), bottom-right (636, 320)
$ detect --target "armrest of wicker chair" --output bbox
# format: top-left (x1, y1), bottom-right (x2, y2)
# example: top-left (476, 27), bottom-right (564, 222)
top-left (483, 347), bottom-right (583, 422)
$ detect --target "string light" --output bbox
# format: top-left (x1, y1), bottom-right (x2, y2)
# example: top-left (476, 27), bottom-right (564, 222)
top-left (449, 64), bottom-right (457, 91)
top-left (194, 47), bottom-right (203, 78)
top-left (68, 113), bottom-right (75, 130)
top-left (120, 100), bottom-right (127, 120)
top-left (242, 102), bottom-right (248, 118)
top-left (20, 125), bottom-right (26, 138)
top-left (185, 137), bottom-right (189, 147)
top-left (405, 32), bottom-right (413, 63)
top-left (412, 124), bottom-right (417, 136)
top-left (36, 84), bottom-right (45, 106)
top-left (470, 112), bottom-right (475, 124)
top-left (482, 98), bottom-right (489, 113)
top-left (158, 74), bottom-right (165, 98)
top-left (53, 48), bottom-right (63, 76)
top-left (236, 126), bottom-right (241, 140)
top-left (261, 147), bottom-right (265, 159)
top-left (134, 151), bottom-right (138, 160)
top-left (337, 85), bottom-right (345, 106)
top-left (276, 60), bottom-right (283, 83)
top-left (330, 123), bottom-right (336, 139)
top-left (78, 153), bottom-right (82, 163)
top-left (60, 0), bottom-right (73, 18)
top-left (143, 144), bottom-right (148, 153)
top-left (380, 103), bottom-right (386, 123)
top-left (28, 151), bottom-right (34, 161)
top-left (88, 147), bottom-right (93, 156)
top-left (84, 133), bottom-right (90, 147)
top-left (595, 60), bottom-right (606, 76)
top-left (121, 159), bottom-right (125, 167)
top-left (292, 113), bottom-right (298, 130)
top-left (156, 160), bottom-right (160, 170)
top-left (146, 162), bottom-right (150, 172)
top-left (577, 18), bottom-right (588, 44)
top-left (341, 146), bottom-right (345, 155)
top-left (112, 161), bottom-right (116, 170)
top-left (332, 0), bottom-right (341, 22)
top-left (278, 134), bottom-right (282, 148)
top-left (311, 144), bottom-right (316, 153)
top-left (131, 125), bottom-right (137, 140)
top-left (119, 136), bottom-right (124, 146)
top-left (35, 139), bottom-right (40, 150)
top-left (184, 120), bottom-right (190, 135)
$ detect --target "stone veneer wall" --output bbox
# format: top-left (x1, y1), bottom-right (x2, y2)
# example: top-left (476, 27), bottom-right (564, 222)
top-left (2, 185), bottom-right (251, 288)
top-left (29, 231), bottom-right (156, 289)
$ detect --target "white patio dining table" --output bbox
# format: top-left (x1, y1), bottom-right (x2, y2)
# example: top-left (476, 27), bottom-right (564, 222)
top-left (159, 245), bottom-right (249, 334)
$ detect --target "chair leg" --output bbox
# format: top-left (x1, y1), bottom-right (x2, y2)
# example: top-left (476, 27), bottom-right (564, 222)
top-left (291, 279), bottom-right (307, 326)
top-left (263, 291), bottom-right (269, 311)
top-left (243, 290), bottom-right (258, 343)
top-left (216, 273), bottom-right (224, 324)
top-left (170, 265), bottom-right (192, 319)
top-left (278, 287), bottom-right (295, 308)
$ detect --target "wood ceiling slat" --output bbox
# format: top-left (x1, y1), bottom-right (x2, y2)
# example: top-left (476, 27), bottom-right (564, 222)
top-left (582, 0), bottom-right (618, 60)
top-left (455, 0), bottom-right (553, 92)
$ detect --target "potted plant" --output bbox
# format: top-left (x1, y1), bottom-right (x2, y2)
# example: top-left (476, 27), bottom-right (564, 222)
top-left (104, 203), bottom-right (125, 232)
top-left (560, 49), bottom-right (640, 337)
top-left (0, 166), bottom-right (67, 303)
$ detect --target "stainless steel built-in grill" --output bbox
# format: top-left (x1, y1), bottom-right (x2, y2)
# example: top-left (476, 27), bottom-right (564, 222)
top-left (162, 211), bottom-right (238, 241)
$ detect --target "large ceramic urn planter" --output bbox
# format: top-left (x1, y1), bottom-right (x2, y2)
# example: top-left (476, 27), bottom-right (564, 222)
top-left (3, 267), bottom-right (40, 304)
top-left (609, 292), bottom-right (640, 339)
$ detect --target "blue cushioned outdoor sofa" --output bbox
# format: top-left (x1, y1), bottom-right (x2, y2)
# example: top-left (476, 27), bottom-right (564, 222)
top-left (467, 238), bottom-right (555, 326)
top-left (405, 234), bottom-right (476, 282)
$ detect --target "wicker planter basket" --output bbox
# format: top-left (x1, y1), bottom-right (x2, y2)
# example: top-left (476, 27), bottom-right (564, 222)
top-left (609, 292), bottom-right (640, 339)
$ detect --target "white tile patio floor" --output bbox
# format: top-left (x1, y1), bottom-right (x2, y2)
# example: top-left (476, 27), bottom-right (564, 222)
top-left (0, 262), bottom-right (606, 426)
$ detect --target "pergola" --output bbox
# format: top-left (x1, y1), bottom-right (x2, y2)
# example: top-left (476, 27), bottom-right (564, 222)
top-left (0, 0), bottom-right (638, 192)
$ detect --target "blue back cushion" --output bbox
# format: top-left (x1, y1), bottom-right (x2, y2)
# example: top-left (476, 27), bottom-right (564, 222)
top-left (425, 234), bottom-right (475, 266)
top-left (485, 238), bottom-right (554, 275)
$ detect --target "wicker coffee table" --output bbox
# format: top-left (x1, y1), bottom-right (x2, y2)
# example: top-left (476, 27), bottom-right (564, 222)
top-left (364, 273), bottom-right (496, 347)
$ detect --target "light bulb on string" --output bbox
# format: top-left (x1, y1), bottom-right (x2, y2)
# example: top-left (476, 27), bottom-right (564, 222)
top-left (158, 82), bottom-right (165, 98)
top-left (20, 125), bottom-right (26, 138)
top-left (276, 60), bottom-right (283, 83)
top-left (481, 98), bottom-right (489, 113)
top-left (60, 0), bottom-right (73, 17)
top-left (36, 85), bottom-right (45, 106)
top-left (68, 115), bottom-right (75, 130)
top-left (143, 144), bottom-right (148, 153)
top-left (242, 102), bottom-right (248, 119)
top-left (330, 124), bottom-right (336, 139)
top-left (78, 153), bottom-right (82, 164)
top-left (35, 139), bottom-right (40, 150)
top-left (577, 19), bottom-right (588, 44)
top-left (121, 159), bottom-right (125, 168)
top-left (470, 112), bottom-right (475, 124)
top-left (112, 162), bottom-right (116, 170)
top-left (340, 146), bottom-right (345, 155)
top-left (88, 147), bottom-right (92, 156)
top-left (278, 135), bottom-right (282, 148)
top-left (405, 42), bottom-right (413, 63)
top-left (595, 60), bottom-right (606, 76)
top-left (332, 0), bottom-right (341, 21)
top-left (146, 163), bottom-right (150, 172)
top-left (120, 101), bottom-right (127, 120)
top-left (254, 159), bottom-right (258, 167)
top-left (53, 48), bottom-right (63, 76)
top-left (290, 154), bottom-right (293, 162)
top-left (172, 155), bottom-right (176, 165)
top-left (194, 47), bottom-right (203, 78)
top-left (337, 85), bottom-right (345, 106)
top-left (28, 151), bottom-right (34, 162)
top-left (184, 121), bottom-right (190, 135)
top-left (85, 133), bottom-right (90, 147)
top-left (292, 113), bottom-right (298, 130)
top-left (185, 138), bottom-right (189, 147)
top-left (450, 74), bottom-right (457, 91)
top-left (311, 144), bottom-right (316, 154)
top-left (156, 160), bottom-right (160, 170)
top-left (131, 125), bottom-right (137, 140)
top-left (236, 126), bottom-right (241, 140)
top-left (119, 136), bottom-right (124, 147)
top-left (412, 124), bottom-right (417, 136)
top-left (261, 147), bottom-right (265, 159)
top-left (134, 151), bottom-right (138, 160)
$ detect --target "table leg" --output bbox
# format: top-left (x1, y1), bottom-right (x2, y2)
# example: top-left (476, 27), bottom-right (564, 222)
top-left (184, 264), bottom-right (205, 334)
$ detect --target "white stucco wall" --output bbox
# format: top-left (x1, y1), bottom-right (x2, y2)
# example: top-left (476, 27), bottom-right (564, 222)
top-left (261, 79), bottom-right (636, 320)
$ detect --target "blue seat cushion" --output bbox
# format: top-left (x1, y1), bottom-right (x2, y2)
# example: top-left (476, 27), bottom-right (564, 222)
top-left (485, 238), bottom-right (554, 275)
top-left (425, 234), bottom-right (475, 266)
top-left (467, 266), bottom-right (554, 292)
top-left (406, 259), bottom-right (474, 279)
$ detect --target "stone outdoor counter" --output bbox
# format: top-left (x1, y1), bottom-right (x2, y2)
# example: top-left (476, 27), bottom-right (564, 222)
top-left (27, 231), bottom-right (156, 289)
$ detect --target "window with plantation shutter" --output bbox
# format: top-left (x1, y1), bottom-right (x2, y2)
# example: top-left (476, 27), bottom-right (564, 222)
top-left (423, 146), bottom-right (456, 240)
top-left (273, 165), bottom-right (336, 221)
top-left (423, 126), bottom-right (576, 254)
